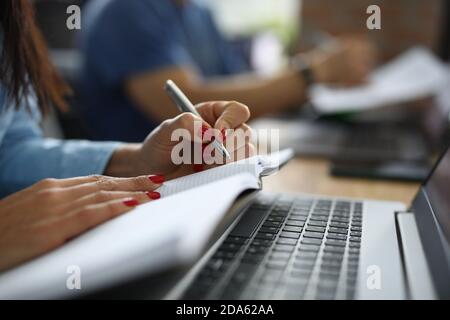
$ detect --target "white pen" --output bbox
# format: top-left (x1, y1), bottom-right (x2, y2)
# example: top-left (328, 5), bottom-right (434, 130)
top-left (164, 79), bottom-right (231, 159)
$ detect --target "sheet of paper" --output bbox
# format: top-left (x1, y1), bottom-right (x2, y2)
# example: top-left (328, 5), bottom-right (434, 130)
top-left (310, 47), bottom-right (449, 114)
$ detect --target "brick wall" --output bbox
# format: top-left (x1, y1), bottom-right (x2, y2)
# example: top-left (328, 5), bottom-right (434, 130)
top-left (300, 0), bottom-right (446, 62)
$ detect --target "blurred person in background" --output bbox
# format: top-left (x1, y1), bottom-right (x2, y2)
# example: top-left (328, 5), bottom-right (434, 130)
top-left (81, 0), bottom-right (376, 142)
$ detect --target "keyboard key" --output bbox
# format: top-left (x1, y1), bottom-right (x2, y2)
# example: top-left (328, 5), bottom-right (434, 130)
top-left (333, 212), bottom-right (350, 218)
top-left (291, 208), bottom-right (309, 214)
top-left (270, 252), bottom-right (291, 260)
top-left (298, 244), bottom-right (321, 252)
top-left (311, 212), bottom-right (330, 217)
top-left (301, 238), bottom-right (322, 245)
top-left (263, 221), bottom-right (282, 228)
top-left (306, 226), bottom-right (326, 233)
top-left (247, 246), bottom-right (268, 254)
top-left (288, 216), bottom-right (307, 222)
top-left (329, 222), bottom-right (349, 228)
top-left (230, 263), bottom-right (257, 284)
top-left (308, 221), bottom-right (327, 227)
top-left (285, 220), bottom-right (305, 227)
top-left (350, 231), bottom-right (362, 237)
top-left (322, 253), bottom-right (344, 262)
top-left (293, 260), bottom-right (315, 269)
top-left (349, 242), bottom-right (361, 249)
top-left (241, 254), bottom-right (265, 264)
top-left (351, 226), bottom-right (362, 232)
top-left (277, 238), bottom-right (298, 246)
top-left (325, 239), bottom-right (346, 247)
top-left (266, 216), bottom-right (284, 223)
top-left (259, 226), bottom-right (279, 234)
top-left (303, 231), bottom-right (324, 239)
top-left (224, 235), bottom-right (248, 243)
top-left (331, 217), bottom-right (350, 223)
top-left (326, 233), bottom-right (347, 241)
top-left (309, 216), bottom-right (328, 222)
top-left (255, 232), bottom-right (276, 241)
top-left (296, 251), bottom-right (318, 259)
top-left (321, 259), bottom-right (342, 269)
top-left (323, 246), bottom-right (345, 254)
top-left (265, 261), bottom-right (286, 270)
top-left (260, 270), bottom-right (283, 283)
top-left (271, 209), bottom-right (290, 216)
top-left (273, 244), bottom-right (295, 252)
top-left (290, 269), bottom-right (311, 279)
top-left (221, 243), bottom-right (242, 252)
top-left (280, 231), bottom-right (301, 239)
top-left (283, 226), bottom-right (303, 233)
top-left (214, 251), bottom-right (236, 260)
top-left (252, 239), bottom-right (272, 247)
top-left (328, 227), bottom-right (348, 234)
top-left (319, 269), bottom-right (341, 280)
top-left (350, 236), bottom-right (362, 243)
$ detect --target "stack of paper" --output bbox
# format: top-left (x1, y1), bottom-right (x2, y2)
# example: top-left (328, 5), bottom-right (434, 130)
top-left (310, 47), bottom-right (449, 114)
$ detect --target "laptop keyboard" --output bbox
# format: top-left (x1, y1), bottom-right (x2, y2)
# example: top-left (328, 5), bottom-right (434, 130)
top-left (181, 194), bottom-right (363, 300)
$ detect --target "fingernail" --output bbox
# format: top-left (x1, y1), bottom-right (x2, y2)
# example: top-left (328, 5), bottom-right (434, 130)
top-left (123, 198), bottom-right (140, 207)
top-left (193, 164), bottom-right (204, 172)
top-left (146, 191), bottom-right (161, 200)
top-left (148, 175), bottom-right (164, 184)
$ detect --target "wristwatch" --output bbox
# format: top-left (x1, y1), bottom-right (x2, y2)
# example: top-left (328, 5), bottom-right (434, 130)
top-left (292, 55), bottom-right (316, 88)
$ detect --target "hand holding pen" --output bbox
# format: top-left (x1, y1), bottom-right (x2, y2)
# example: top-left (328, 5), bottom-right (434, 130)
top-left (165, 79), bottom-right (231, 159)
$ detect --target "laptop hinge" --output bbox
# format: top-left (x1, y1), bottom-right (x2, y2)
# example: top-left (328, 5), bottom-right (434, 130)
top-left (396, 211), bottom-right (437, 300)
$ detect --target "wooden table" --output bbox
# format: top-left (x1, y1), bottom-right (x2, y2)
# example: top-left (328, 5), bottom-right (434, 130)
top-left (263, 157), bottom-right (421, 204)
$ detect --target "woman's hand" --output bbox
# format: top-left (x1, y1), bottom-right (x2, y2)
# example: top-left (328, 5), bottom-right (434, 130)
top-left (0, 175), bottom-right (163, 272)
top-left (108, 101), bottom-right (255, 179)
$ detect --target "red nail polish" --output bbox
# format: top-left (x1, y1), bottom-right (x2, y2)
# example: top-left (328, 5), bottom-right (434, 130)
top-left (202, 124), bottom-right (210, 133)
top-left (148, 175), bottom-right (164, 184)
top-left (123, 199), bottom-right (140, 207)
top-left (193, 164), bottom-right (204, 172)
top-left (146, 191), bottom-right (161, 200)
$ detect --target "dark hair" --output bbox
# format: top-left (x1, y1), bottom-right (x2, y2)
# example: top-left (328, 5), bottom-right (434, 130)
top-left (0, 0), bottom-right (70, 113)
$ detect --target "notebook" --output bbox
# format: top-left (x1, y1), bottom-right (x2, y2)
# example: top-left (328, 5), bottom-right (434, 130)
top-left (0, 149), bottom-right (293, 299)
top-left (157, 148), bottom-right (294, 197)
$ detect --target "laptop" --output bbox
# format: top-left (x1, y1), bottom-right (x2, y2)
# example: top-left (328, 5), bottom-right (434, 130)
top-left (250, 117), bottom-right (431, 162)
top-left (166, 145), bottom-right (450, 300)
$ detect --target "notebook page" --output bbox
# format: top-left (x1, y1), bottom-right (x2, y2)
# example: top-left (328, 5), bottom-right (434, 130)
top-left (157, 158), bottom-right (260, 197)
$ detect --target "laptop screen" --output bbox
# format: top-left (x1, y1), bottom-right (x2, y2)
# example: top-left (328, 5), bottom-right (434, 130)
top-left (423, 147), bottom-right (450, 242)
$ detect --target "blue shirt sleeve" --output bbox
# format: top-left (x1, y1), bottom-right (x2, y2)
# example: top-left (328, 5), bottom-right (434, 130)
top-left (0, 98), bottom-right (121, 197)
top-left (84, 0), bottom-right (193, 86)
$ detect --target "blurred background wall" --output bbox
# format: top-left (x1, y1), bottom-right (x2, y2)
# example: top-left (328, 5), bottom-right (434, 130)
top-left (300, 0), bottom-right (445, 62)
